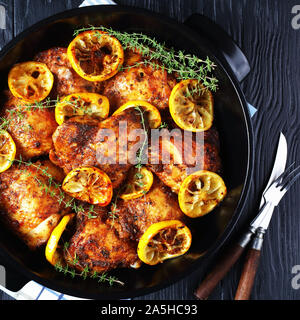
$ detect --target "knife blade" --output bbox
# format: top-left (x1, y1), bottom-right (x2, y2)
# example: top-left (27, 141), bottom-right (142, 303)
top-left (259, 132), bottom-right (287, 209)
top-left (195, 132), bottom-right (289, 300)
top-left (250, 132), bottom-right (287, 230)
top-left (234, 133), bottom-right (291, 299)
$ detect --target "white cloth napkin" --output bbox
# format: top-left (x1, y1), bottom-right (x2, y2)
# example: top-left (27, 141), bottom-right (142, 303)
top-left (0, 281), bottom-right (87, 300)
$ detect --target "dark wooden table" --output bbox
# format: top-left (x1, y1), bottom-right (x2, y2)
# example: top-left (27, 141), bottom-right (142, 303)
top-left (1, 0), bottom-right (300, 300)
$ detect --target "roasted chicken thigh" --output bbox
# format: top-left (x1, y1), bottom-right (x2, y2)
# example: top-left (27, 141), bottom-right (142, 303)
top-left (1, 91), bottom-right (58, 160)
top-left (109, 177), bottom-right (186, 241)
top-left (50, 108), bottom-right (147, 188)
top-left (64, 206), bottom-right (140, 273)
top-left (34, 47), bottom-right (102, 98)
top-left (147, 127), bottom-right (222, 193)
top-left (0, 32), bottom-right (224, 277)
top-left (0, 160), bottom-right (69, 249)
top-left (103, 50), bottom-right (177, 113)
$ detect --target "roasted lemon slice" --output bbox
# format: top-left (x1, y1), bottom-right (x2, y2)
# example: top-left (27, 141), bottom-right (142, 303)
top-left (120, 166), bottom-right (153, 200)
top-left (137, 220), bottom-right (192, 265)
top-left (55, 93), bottom-right (110, 125)
top-left (113, 100), bottom-right (162, 129)
top-left (45, 213), bottom-right (75, 265)
top-left (67, 30), bottom-right (124, 82)
top-left (0, 130), bottom-right (16, 173)
top-left (8, 61), bottom-right (54, 103)
top-left (178, 170), bottom-right (226, 218)
top-left (62, 167), bottom-right (113, 206)
top-left (169, 79), bottom-right (213, 132)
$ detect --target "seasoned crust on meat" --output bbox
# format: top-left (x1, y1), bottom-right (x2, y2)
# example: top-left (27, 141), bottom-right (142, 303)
top-left (108, 177), bottom-right (186, 241)
top-left (50, 116), bottom-right (100, 172)
top-left (0, 41), bottom-right (224, 275)
top-left (64, 206), bottom-right (140, 273)
top-left (103, 50), bottom-right (177, 113)
top-left (1, 90), bottom-right (58, 160)
top-left (50, 108), bottom-right (147, 188)
top-left (34, 47), bottom-right (102, 98)
top-left (0, 160), bottom-right (69, 249)
top-left (147, 127), bottom-right (222, 193)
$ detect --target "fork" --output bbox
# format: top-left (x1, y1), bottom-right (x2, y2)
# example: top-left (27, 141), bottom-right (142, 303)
top-left (194, 162), bottom-right (300, 300)
top-left (234, 163), bottom-right (300, 299)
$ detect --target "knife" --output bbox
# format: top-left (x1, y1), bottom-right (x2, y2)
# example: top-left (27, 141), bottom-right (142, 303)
top-left (194, 132), bottom-right (287, 300)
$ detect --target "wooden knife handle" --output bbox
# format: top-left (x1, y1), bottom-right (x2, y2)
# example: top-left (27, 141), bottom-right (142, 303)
top-left (234, 248), bottom-right (261, 300)
top-left (234, 228), bottom-right (265, 300)
top-left (194, 229), bottom-right (254, 300)
top-left (194, 243), bottom-right (245, 299)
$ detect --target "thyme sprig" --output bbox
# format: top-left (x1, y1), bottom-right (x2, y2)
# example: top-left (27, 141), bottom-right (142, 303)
top-left (106, 105), bottom-right (149, 225)
top-left (107, 188), bottom-right (121, 227)
top-left (0, 97), bottom-right (59, 131)
top-left (134, 106), bottom-right (148, 170)
top-left (54, 261), bottom-right (124, 286)
top-left (10, 157), bottom-right (97, 218)
top-left (158, 122), bottom-right (168, 129)
top-left (0, 96), bottom-right (89, 132)
top-left (10, 157), bottom-right (123, 285)
top-left (73, 25), bottom-right (218, 92)
top-left (55, 243), bottom-right (124, 286)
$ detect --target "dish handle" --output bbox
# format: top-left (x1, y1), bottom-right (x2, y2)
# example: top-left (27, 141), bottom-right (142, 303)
top-left (184, 14), bottom-right (250, 82)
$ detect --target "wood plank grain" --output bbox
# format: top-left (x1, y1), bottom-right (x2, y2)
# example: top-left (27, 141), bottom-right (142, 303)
top-left (0, 0), bottom-right (13, 50)
top-left (1, 0), bottom-right (300, 300)
top-left (13, 0), bottom-right (82, 36)
top-left (124, 0), bottom-right (300, 300)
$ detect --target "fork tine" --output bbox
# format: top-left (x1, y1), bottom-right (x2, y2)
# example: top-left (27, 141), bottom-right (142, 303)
top-left (280, 164), bottom-right (300, 191)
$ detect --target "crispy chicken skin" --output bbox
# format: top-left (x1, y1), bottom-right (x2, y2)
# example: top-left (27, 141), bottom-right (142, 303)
top-left (50, 108), bottom-right (146, 188)
top-left (0, 160), bottom-right (69, 249)
top-left (34, 47), bottom-right (102, 98)
top-left (0, 42), bottom-right (224, 276)
top-left (1, 91), bottom-right (58, 160)
top-left (147, 127), bottom-right (222, 193)
top-left (109, 177), bottom-right (186, 241)
top-left (50, 116), bottom-right (99, 171)
top-left (103, 50), bottom-right (177, 113)
top-left (64, 206), bottom-right (140, 273)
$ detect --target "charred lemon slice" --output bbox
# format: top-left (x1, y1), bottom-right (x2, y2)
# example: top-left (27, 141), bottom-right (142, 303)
top-left (169, 80), bottom-right (213, 132)
top-left (55, 93), bottom-right (110, 125)
top-left (45, 213), bottom-right (75, 266)
top-left (178, 170), bottom-right (226, 218)
top-left (67, 30), bottom-right (124, 82)
top-left (0, 130), bottom-right (16, 173)
top-left (8, 61), bottom-right (54, 103)
top-left (120, 166), bottom-right (153, 200)
top-left (113, 101), bottom-right (162, 129)
top-left (137, 220), bottom-right (192, 265)
top-left (62, 167), bottom-right (113, 206)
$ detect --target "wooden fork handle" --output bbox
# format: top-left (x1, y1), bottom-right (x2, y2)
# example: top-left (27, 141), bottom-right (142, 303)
top-left (234, 228), bottom-right (265, 300)
top-left (234, 248), bottom-right (261, 300)
top-left (194, 229), bottom-right (254, 300)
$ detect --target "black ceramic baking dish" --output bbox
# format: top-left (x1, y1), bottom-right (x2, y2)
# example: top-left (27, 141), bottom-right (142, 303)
top-left (0, 5), bottom-right (253, 299)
